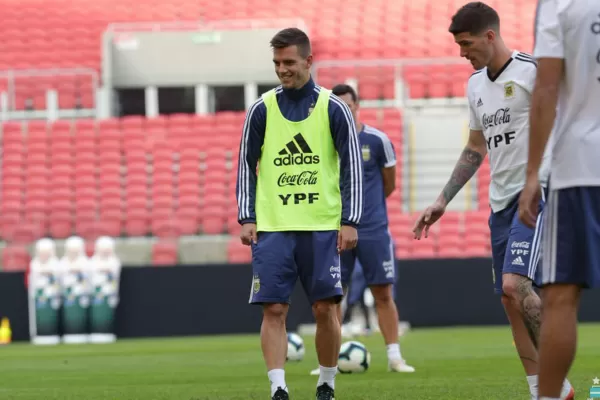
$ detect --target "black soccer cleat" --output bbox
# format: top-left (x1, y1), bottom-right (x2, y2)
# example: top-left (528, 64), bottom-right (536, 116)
top-left (272, 387), bottom-right (289, 400)
top-left (316, 383), bottom-right (335, 400)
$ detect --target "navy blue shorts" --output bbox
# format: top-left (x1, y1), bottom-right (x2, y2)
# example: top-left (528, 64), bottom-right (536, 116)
top-left (346, 260), bottom-right (368, 305)
top-left (346, 259), bottom-right (397, 306)
top-left (541, 187), bottom-right (600, 289)
top-left (489, 191), bottom-right (545, 294)
top-left (340, 229), bottom-right (395, 287)
top-left (249, 231), bottom-right (343, 305)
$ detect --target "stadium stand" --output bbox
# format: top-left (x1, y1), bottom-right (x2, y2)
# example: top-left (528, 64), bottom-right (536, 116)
top-left (0, 0), bottom-right (535, 270)
top-left (0, 0), bottom-right (536, 106)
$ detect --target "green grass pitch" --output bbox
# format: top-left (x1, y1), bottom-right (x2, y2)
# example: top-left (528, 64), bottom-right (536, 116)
top-left (1, 323), bottom-right (599, 399)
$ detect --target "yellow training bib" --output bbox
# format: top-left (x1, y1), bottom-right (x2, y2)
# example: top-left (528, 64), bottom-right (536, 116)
top-left (255, 88), bottom-right (342, 232)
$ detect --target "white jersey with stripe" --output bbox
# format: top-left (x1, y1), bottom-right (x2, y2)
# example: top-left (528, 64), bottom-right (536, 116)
top-left (534, 0), bottom-right (600, 190)
top-left (467, 50), bottom-right (552, 212)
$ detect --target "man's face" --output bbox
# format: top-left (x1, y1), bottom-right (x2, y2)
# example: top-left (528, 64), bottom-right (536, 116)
top-left (337, 93), bottom-right (358, 123)
top-left (453, 30), bottom-right (494, 70)
top-left (273, 45), bottom-right (312, 89)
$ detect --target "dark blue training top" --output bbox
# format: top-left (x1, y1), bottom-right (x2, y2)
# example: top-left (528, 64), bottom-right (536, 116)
top-left (236, 76), bottom-right (364, 228)
top-left (357, 124), bottom-right (396, 235)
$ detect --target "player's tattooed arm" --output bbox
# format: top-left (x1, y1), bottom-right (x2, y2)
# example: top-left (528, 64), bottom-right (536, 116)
top-left (440, 130), bottom-right (487, 205)
top-left (441, 148), bottom-right (484, 204)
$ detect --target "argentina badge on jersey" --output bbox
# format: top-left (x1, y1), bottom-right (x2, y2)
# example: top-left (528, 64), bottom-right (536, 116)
top-left (504, 81), bottom-right (515, 100)
top-left (361, 144), bottom-right (371, 162)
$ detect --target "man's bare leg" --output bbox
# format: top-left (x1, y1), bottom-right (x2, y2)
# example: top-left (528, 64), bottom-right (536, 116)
top-left (501, 275), bottom-right (541, 374)
top-left (538, 284), bottom-right (581, 398)
top-left (370, 284), bottom-right (415, 372)
top-left (311, 290), bottom-right (347, 376)
top-left (502, 274), bottom-right (573, 399)
top-left (313, 298), bottom-right (341, 389)
top-left (370, 284), bottom-right (399, 345)
top-left (262, 303), bottom-right (289, 397)
top-left (335, 287), bottom-right (348, 328)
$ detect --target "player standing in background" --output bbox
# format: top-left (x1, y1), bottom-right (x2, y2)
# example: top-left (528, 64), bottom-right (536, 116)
top-left (236, 28), bottom-right (363, 400)
top-left (308, 84), bottom-right (414, 375)
top-left (412, 3), bottom-right (574, 399)
top-left (343, 260), bottom-right (375, 336)
top-left (518, 0), bottom-right (600, 398)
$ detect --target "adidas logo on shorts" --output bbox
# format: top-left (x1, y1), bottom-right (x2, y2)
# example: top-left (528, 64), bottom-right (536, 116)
top-left (512, 256), bottom-right (525, 266)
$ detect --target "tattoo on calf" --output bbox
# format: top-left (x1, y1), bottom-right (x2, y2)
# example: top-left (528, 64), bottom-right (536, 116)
top-left (519, 356), bottom-right (538, 364)
top-left (516, 276), bottom-right (542, 349)
top-left (442, 149), bottom-right (484, 204)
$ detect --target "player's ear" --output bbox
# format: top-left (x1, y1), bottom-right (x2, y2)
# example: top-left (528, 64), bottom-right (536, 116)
top-left (305, 54), bottom-right (313, 69)
top-left (486, 29), bottom-right (496, 43)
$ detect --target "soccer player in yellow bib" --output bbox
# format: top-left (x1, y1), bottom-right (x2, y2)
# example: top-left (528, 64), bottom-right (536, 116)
top-left (236, 28), bottom-right (363, 400)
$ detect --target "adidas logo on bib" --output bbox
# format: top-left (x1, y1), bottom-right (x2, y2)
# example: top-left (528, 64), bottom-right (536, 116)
top-left (273, 133), bottom-right (320, 166)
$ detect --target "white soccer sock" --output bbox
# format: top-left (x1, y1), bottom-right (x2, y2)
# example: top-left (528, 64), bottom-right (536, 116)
top-left (317, 365), bottom-right (337, 389)
top-left (560, 378), bottom-right (573, 397)
top-left (527, 375), bottom-right (538, 396)
top-left (268, 369), bottom-right (287, 397)
top-left (386, 343), bottom-right (402, 362)
top-left (528, 375), bottom-right (572, 398)
top-left (539, 397), bottom-right (560, 400)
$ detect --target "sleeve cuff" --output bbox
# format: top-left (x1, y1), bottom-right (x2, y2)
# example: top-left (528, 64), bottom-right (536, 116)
top-left (341, 220), bottom-right (358, 228)
top-left (384, 160), bottom-right (397, 168)
top-left (239, 218), bottom-right (256, 225)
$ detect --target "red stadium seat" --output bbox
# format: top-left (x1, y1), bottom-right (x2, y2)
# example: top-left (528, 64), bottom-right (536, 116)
top-left (10, 223), bottom-right (41, 245)
top-left (152, 219), bottom-right (180, 239)
top-left (227, 238), bottom-right (252, 264)
top-left (97, 217), bottom-right (123, 237)
top-left (175, 209), bottom-right (200, 236)
top-left (124, 210), bottom-right (149, 237)
top-left (48, 212), bottom-right (73, 239)
top-left (75, 215), bottom-right (99, 240)
top-left (410, 239), bottom-right (438, 259)
top-left (2, 245), bottom-right (31, 271)
top-left (152, 241), bottom-right (178, 266)
top-left (227, 215), bottom-right (241, 236)
top-left (201, 205), bottom-right (226, 235)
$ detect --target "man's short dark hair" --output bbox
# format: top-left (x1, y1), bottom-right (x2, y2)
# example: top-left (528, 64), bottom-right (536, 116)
top-left (270, 28), bottom-right (311, 58)
top-left (448, 2), bottom-right (500, 35)
top-left (332, 84), bottom-right (358, 103)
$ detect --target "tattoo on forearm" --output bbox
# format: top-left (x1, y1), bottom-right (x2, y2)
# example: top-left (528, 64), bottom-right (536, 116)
top-left (442, 148), bottom-right (484, 204)
top-left (516, 276), bottom-right (542, 349)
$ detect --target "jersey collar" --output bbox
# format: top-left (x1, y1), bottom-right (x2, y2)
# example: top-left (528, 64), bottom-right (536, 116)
top-left (486, 54), bottom-right (514, 82)
top-left (282, 76), bottom-right (316, 101)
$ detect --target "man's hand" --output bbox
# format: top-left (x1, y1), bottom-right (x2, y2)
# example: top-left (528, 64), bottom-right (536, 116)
top-left (518, 175), bottom-right (541, 229)
top-left (240, 223), bottom-right (257, 246)
top-left (412, 200), bottom-right (446, 239)
top-left (337, 225), bottom-right (358, 253)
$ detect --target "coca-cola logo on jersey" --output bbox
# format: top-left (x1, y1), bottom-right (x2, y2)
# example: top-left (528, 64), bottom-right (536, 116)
top-left (482, 107), bottom-right (511, 129)
top-left (277, 171), bottom-right (318, 187)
